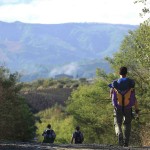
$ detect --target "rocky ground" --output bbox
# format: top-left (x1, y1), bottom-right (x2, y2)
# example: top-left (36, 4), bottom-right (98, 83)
top-left (0, 142), bottom-right (150, 150)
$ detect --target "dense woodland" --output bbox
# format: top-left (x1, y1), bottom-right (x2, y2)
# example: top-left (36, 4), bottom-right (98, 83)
top-left (0, 1), bottom-right (150, 146)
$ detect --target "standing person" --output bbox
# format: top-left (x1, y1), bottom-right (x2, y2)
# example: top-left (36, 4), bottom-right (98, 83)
top-left (42, 124), bottom-right (56, 143)
top-left (71, 126), bottom-right (84, 144)
top-left (109, 67), bottom-right (139, 147)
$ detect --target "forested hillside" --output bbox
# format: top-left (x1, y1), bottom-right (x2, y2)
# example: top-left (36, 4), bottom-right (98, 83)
top-left (0, 21), bottom-right (137, 81)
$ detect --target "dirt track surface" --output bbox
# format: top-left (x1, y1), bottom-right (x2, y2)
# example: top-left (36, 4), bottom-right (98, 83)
top-left (0, 143), bottom-right (150, 150)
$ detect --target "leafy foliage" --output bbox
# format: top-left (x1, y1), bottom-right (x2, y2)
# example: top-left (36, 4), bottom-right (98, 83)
top-left (0, 66), bottom-right (36, 141)
top-left (66, 80), bottom-right (115, 144)
top-left (21, 78), bottom-right (80, 91)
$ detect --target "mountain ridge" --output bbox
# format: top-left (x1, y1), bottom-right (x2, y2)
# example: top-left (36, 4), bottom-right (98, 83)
top-left (0, 21), bottom-right (138, 81)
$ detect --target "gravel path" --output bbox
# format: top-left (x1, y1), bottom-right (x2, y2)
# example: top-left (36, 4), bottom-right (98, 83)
top-left (0, 143), bottom-right (150, 150)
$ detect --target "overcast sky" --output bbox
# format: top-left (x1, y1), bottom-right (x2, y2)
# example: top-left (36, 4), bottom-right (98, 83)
top-left (0, 0), bottom-right (146, 25)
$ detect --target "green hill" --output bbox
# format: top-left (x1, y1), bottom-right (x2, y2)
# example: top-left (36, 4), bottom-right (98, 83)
top-left (0, 21), bottom-right (137, 81)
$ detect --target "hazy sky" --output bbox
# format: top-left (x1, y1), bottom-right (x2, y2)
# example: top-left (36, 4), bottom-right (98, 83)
top-left (0, 0), bottom-right (146, 25)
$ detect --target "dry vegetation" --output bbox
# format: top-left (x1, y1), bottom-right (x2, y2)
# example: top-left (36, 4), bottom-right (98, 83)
top-left (22, 88), bottom-right (73, 113)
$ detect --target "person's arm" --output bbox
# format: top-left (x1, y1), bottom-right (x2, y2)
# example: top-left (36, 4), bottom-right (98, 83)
top-left (108, 83), bottom-right (113, 98)
top-left (133, 90), bottom-right (140, 119)
top-left (81, 132), bottom-right (84, 142)
top-left (134, 101), bottom-right (140, 120)
top-left (52, 130), bottom-right (56, 139)
top-left (135, 100), bottom-right (140, 115)
top-left (110, 88), bottom-right (113, 98)
top-left (42, 130), bottom-right (46, 136)
top-left (71, 133), bottom-right (75, 144)
top-left (71, 137), bottom-right (74, 144)
top-left (132, 89), bottom-right (139, 112)
top-left (134, 100), bottom-right (139, 111)
top-left (130, 78), bottom-right (135, 88)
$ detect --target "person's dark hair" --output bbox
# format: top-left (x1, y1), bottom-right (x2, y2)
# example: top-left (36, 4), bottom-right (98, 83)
top-left (76, 126), bottom-right (80, 131)
top-left (119, 67), bottom-right (127, 75)
top-left (47, 124), bottom-right (51, 129)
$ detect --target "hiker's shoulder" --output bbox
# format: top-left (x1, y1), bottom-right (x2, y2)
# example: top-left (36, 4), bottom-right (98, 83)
top-left (73, 131), bottom-right (77, 134)
top-left (114, 77), bottom-right (135, 84)
top-left (50, 129), bottom-right (55, 134)
top-left (74, 131), bottom-right (82, 134)
top-left (45, 128), bottom-right (55, 133)
top-left (112, 79), bottom-right (118, 88)
top-left (127, 78), bottom-right (135, 87)
top-left (46, 128), bottom-right (51, 131)
top-left (126, 77), bottom-right (134, 81)
top-left (72, 131), bottom-right (77, 137)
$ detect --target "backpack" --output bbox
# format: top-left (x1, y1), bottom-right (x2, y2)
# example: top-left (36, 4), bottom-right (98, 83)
top-left (43, 129), bottom-right (56, 143)
top-left (110, 78), bottom-right (136, 111)
top-left (74, 131), bottom-right (84, 144)
top-left (112, 88), bottom-right (136, 110)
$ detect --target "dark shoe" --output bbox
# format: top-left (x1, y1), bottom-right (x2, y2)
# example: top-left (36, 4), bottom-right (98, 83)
top-left (119, 141), bottom-right (124, 146)
top-left (123, 143), bottom-right (128, 147)
top-left (118, 135), bottom-right (123, 146)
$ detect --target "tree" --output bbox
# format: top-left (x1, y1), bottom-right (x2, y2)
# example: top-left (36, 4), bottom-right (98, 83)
top-left (0, 66), bottom-right (36, 141)
top-left (66, 80), bottom-right (115, 144)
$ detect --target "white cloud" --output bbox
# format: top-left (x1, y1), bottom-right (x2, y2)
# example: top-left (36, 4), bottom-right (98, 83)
top-left (49, 62), bottom-right (79, 76)
top-left (0, 0), bottom-right (146, 25)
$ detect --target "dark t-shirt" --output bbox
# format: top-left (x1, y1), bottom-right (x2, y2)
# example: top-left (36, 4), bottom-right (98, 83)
top-left (72, 131), bottom-right (84, 144)
top-left (112, 77), bottom-right (135, 91)
top-left (42, 129), bottom-right (56, 143)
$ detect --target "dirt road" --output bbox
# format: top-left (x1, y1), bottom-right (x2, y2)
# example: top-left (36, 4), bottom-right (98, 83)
top-left (0, 143), bottom-right (150, 150)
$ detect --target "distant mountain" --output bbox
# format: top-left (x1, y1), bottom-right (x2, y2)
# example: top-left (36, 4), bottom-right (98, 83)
top-left (0, 21), bottom-right (138, 81)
